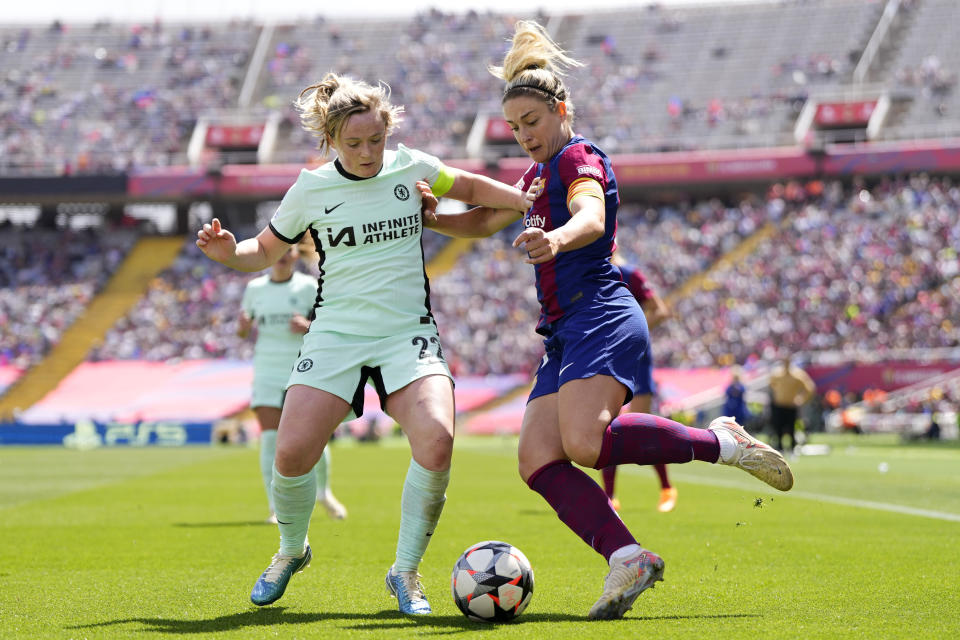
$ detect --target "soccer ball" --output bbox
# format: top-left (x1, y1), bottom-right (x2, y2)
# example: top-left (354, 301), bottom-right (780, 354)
top-left (450, 540), bottom-right (534, 622)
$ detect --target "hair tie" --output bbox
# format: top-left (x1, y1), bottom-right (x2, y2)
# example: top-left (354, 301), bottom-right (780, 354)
top-left (506, 83), bottom-right (560, 100)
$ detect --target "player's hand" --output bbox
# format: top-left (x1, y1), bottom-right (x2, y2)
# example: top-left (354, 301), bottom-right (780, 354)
top-left (416, 180), bottom-right (439, 227)
top-left (520, 177), bottom-right (544, 210)
top-left (196, 218), bottom-right (237, 264)
top-left (513, 226), bottom-right (559, 264)
top-left (289, 314), bottom-right (311, 335)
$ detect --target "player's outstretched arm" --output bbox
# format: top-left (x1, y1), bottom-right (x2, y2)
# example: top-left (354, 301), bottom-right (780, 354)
top-left (444, 169), bottom-right (536, 212)
top-left (196, 219), bottom-right (289, 272)
top-left (418, 179), bottom-right (541, 238)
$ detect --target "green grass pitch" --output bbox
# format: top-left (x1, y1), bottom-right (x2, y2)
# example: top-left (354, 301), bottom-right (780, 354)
top-left (1, 433), bottom-right (958, 639)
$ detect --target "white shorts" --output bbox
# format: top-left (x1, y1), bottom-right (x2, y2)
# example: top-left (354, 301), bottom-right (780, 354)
top-left (286, 325), bottom-right (453, 420)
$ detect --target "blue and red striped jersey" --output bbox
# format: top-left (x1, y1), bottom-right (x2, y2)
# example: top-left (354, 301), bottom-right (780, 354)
top-left (514, 135), bottom-right (625, 332)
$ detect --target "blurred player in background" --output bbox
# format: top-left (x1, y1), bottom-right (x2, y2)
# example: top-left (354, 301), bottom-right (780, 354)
top-left (237, 242), bottom-right (347, 525)
top-left (197, 72), bottom-right (535, 614)
top-left (768, 353), bottom-right (816, 452)
top-left (420, 20), bottom-right (794, 620)
top-left (601, 250), bottom-right (676, 513)
top-left (721, 365), bottom-right (752, 427)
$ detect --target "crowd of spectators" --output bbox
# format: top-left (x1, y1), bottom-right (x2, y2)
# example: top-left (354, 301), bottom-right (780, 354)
top-left (87, 235), bottom-right (254, 363)
top-left (264, 10), bottom-right (526, 162)
top-left (0, 227), bottom-right (136, 369)
top-left (10, 1), bottom-right (955, 171)
top-left (0, 19), bottom-right (258, 174)
top-left (3, 175), bottom-right (957, 391)
top-left (429, 224), bottom-right (542, 377)
top-left (655, 175), bottom-right (960, 367)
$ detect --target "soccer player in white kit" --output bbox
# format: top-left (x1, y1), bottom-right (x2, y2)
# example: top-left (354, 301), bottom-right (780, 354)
top-left (237, 243), bottom-right (347, 524)
top-left (196, 72), bottom-right (535, 613)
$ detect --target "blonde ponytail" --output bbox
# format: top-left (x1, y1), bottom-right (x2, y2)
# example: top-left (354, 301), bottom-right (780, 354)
top-left (489, 20), bottom-right (583, 119)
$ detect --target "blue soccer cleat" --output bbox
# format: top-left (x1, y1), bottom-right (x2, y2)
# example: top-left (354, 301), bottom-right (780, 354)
top-left (250, 545), bottom-right (312, 606)
top-left (385, 566), bottom-right (432, 615)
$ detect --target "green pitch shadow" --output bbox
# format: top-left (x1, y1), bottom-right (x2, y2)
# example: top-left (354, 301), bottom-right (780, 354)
top-left (67, 608), bottom-right (759, 634)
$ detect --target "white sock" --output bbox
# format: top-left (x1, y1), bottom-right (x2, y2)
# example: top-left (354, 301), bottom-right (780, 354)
top-left (314, 447), bottom-right (330, 498)
top-left (713, 428), bottom-right (738, 463)
top-left (272, 464), bottom-right (316, 557)
top-left (259, 430), bottom-right (278, 513)
top-left (395, 459), bottom-right (449, 572)
top-left (610, 544), bottom-right (642, 564)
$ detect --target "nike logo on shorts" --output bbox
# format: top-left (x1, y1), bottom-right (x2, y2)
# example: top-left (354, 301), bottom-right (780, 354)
top-left (559, 362), bottom-right (575, 377)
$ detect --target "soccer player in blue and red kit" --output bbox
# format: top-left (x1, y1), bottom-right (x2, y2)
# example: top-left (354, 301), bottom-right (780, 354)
top-left (603, 252), bottom-right (677, 513)
top-left (420, 21), bottom-right (794, 620)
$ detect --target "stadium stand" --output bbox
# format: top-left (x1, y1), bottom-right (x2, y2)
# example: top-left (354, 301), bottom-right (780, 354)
top-left (2, 2), bottom-right (959, 435)
top-left (0, 227), bottom-right (138, 370)
top-left (884, 0), bottom-right (959, 139)
top-left (87, 237), bottom-right (255, 362)
top-left (0, 19), bottom-right (260, 174)
top-left (655, 175), bottom-right (960, 368)
top-left (10, 1), bottom-right (960, 171)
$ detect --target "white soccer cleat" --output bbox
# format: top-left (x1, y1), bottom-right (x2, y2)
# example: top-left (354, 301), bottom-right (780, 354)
top-left (588, 548), bottom-right (665, 620)
top-left (709, 416), bottom-right (794, 491)
top-left (320, 491), bottom-right (348, 520)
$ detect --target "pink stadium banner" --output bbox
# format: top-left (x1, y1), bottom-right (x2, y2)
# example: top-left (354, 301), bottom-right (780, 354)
top-left (218, 164), bottom-right (303, 196)
top-left (16, 361), bottom-right (529, 426)
top-left (492, 147), bottom-right (820, 186)
top-left (124, 138), bottom-right (960, 198)
top-left (19, 360), bottom-right (253, 424)
top-left (807, 360), bottom-right (960, 394)
top-left (128, 166), bottom-right (217, 198)
top-left (0, 365), bottom-right (23, 396)
top-left (822, 138), bottom-right (960, 176)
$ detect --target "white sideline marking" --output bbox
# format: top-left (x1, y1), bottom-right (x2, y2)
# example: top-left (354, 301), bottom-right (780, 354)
top-left (670, 472), bottom-right (960, 523)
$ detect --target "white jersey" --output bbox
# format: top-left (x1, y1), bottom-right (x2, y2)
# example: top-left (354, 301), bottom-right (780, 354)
top-left (240, 270), bottom-right (317, 378)
top-left (269, 145), bottom-right (448, 337)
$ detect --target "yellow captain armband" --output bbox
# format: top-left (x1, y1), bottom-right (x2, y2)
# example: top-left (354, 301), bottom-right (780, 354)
top-left (432, 165), bottom-right (456, 198)
top-left (566, 176), bottom-right (605, 209)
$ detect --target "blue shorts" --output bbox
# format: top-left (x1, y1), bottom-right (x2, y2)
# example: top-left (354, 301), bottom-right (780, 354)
top-left (529, 293), bottom-right (650, 405)
top-left (636, 343), bottom-right (656, 397)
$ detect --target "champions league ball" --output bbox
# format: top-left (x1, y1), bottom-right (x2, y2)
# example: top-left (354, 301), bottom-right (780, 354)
top-left (451, 540), bottom-right (534, 622)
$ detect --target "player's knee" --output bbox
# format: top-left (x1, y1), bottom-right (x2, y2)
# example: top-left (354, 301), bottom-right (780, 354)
top-left (517, 454), bottom-right (538, 485)
top-left (560, 429), bottom-right (602, 468)
top-left (410, 425), bottom-right (453, 471)
top-left (274, 443), bottom-right (315, 477)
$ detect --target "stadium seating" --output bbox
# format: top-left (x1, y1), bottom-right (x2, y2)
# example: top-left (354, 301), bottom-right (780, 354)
top-left (0, 227), bottom-right (137, 370)
top-left (885, 0), bottom-right (960, 139)
top-left (654, 175), bottom-right (960, 368)
top-left (8, 1), bottom-right (960, 170)
top-left (0, 20), bottom-right (260, 173)
top-left (3, 3), bottom-right (960, 426)
top-left (87, 236), bottom-right (255, 362)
